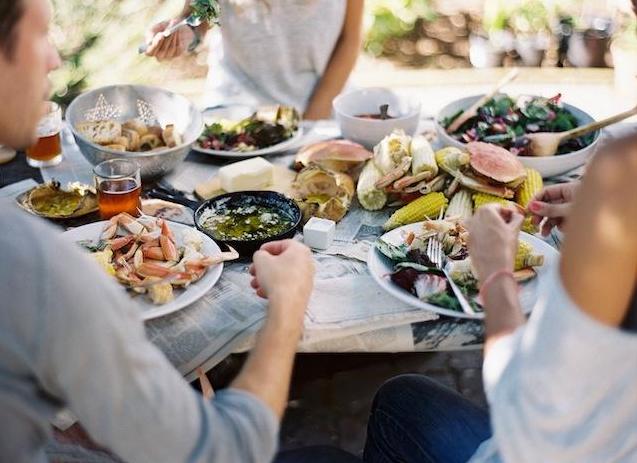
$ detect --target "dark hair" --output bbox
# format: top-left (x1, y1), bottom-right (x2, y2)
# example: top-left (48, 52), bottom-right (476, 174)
top-left (0, 0), bottom-right (24, 59)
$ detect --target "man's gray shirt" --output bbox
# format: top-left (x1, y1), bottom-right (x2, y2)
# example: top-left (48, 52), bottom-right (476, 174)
top-left (0, 201), bottom-right (278, 462)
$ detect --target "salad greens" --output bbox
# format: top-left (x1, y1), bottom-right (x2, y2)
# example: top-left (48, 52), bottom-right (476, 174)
top-left (198, 106), bottom-right (300, 152)
top-left (444, 93), bottom-right (595, 156)
top-left (190, 0), bottom-right (220, 24)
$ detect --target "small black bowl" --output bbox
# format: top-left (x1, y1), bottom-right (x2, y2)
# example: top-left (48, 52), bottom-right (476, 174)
top-left (194, 191), bottom-right (302, 259)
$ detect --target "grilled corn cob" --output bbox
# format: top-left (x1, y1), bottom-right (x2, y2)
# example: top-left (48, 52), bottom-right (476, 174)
top-left (515, 168), bottom-right (543, 208)
top-left (473, 193), bottom-right (523, 212)
top-left (383, 192), bottom-right (448, 230)
top-left (357, 161), bottom-right (387, 211)
top-left (515, 241), bottom-right (544, 270)
top-left (410, 135), bottom-right (438, 178)
top-left (445, 190), bottom-right (473, 221)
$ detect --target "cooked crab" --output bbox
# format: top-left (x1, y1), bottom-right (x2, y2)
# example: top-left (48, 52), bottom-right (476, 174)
top-left (294, 140), bottom-right (372, 175)
top-left (293, 165), bottom-right (355, 223)
top-left (435, 142), bottom-right (527, 199)
top-left (88, 213), bottom-right (239, 305)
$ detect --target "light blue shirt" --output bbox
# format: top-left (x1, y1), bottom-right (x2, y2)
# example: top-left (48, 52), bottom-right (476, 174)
top-left (0, 201), bottom-right (278, 463)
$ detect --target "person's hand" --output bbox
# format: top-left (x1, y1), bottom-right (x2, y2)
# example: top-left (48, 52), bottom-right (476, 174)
top-left (144, 19), bottom-right (194, 61)
top-left (467, 205), bottom-right (524, 283)
top-left (249, 240), bottom-right (315, 323)
top-left (527, 182), bottom-right (579, 236)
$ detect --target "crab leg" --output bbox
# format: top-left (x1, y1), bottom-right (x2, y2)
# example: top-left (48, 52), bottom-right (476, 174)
top-left (143, 247), bottom-right (166, 261)
top-left (403, 175), bottom-right (446, 195)
top-left (392, 170), bottom-right (434, 191)
top-left (374, 157), bottom-right (412, 189)
top-left (109, 235), bottom-right (136, 251)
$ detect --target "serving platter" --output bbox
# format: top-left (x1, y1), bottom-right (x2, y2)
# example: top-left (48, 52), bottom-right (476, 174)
top-left (193, 104), bottom-right (304, 159)
top-left (62, 221), bottom-right (224, 320)
top-left (367, 222), bottom-right (560, 320)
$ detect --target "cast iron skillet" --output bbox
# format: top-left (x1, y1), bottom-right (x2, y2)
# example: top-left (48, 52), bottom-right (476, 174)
top-left (148, 188), bottom-right (302, 259)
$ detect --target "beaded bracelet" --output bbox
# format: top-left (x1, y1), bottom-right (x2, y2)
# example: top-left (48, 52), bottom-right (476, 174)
top-left (479, 269), bottom-right (517, 304)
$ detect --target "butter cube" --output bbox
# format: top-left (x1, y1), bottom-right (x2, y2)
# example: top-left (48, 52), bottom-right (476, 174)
top-left (219, 157), bottom-right (274, 193)
top-left (303, 217), bottom-right (336, 250)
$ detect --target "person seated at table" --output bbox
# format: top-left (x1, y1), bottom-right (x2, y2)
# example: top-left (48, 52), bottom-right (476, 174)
top-left (0, 1), bottom-right (322, 461)
top-left (144, 0), bottom-right (364, 119)
top-left (361, 138), bottom-right (637, 462)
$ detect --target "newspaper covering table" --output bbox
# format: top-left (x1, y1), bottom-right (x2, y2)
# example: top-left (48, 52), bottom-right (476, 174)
top-left (31, 119), bottom-right (635, 381)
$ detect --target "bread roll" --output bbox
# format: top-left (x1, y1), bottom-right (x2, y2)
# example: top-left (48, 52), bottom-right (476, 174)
top-left (139, 134), bottom-right (163, 151)
top-left (76, 120), bottom-right (122, 145)
top-left (122, 119), bottom-right (149, 137)
top-left (122, 128), bottom-right (141, 151)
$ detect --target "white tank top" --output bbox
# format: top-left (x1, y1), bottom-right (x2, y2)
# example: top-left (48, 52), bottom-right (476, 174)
top-left (204, 0), bottom-right (347, 111)
top-left (470, 263), bottom-right (637, 462)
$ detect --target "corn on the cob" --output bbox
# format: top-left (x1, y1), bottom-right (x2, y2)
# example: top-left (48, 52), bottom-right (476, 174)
top-left (357, 161), bottom-right (387, 211)
top-left (515, 168), bottom-right (543, 208)
top-left (383, 192), bottom-right (448, 230)
top-left (374, 130), bottom-right (411, 174)
top-left (445, 189), bottom-right (473, 221)
top-left (473, 193), bottom-right (522, 212)
top-left (521, 217), bottom-right (539, 234)
top-left (515, 241), bottom-right (544, 270)
top-left (410, 135), bottom-right (438, 178)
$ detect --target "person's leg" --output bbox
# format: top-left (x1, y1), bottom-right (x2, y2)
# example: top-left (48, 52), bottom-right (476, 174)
top-left (363, 374), bottom-right (491, 463)
top-left (274, 446), bottom-right (362, 463)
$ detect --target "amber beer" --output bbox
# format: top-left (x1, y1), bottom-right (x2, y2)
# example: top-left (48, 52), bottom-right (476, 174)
top-left (26, 102), bottom-right (63, 167)
top-left (94, 159), bottom-right (142, 220)
top-left (97, 179), bottom-right (142, 220)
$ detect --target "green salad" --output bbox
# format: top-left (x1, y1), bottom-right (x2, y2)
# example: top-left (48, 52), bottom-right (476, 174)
top-left (444, 93), bottom-right (595, 156)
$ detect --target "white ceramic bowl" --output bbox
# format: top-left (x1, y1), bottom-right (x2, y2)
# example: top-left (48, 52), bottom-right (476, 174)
top-left (434, 94), bottom-right (601, 178)
top-left (333, 88), bottom-right (421, 149)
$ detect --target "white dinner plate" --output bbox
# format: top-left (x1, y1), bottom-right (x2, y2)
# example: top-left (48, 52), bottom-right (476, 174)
top-left (62, 221), bottom-right (224, 321)
top-left (193, 104), bottom-right (304, 159)
top-left (367, 222), bottom-right (560, 320)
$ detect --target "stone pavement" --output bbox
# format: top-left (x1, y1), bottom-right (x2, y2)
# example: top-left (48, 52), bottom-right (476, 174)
top-left (209, 351), bottom-right (486, 457)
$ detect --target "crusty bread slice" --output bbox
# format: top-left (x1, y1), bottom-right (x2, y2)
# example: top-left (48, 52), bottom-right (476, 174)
top-left (162, 124), bottom-right (182, 148)
top-left (76, 120), bottom-right (122, 145)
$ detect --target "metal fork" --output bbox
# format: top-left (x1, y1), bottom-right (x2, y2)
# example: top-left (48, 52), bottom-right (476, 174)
top-left (426, 238), bottom-right (476, 316)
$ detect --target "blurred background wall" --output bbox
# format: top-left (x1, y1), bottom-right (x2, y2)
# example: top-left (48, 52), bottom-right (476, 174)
top-left (50, 0), bottom-right (637, 106)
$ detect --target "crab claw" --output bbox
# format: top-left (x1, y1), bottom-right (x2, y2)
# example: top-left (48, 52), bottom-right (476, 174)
top-left (159, 219), bottom-right (176, 243)
top-left (160, 235), bottom-right (179, 261)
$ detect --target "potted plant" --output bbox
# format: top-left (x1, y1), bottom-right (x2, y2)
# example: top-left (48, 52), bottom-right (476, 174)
top-left (510, 0), bottom-right (552, 67)
top-left (471, 0), bottom-right (513, 68)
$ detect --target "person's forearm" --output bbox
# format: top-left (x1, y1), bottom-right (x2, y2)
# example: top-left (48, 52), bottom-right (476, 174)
top-left (483, 277), bottom-right (526, 354)
top-left (230, 300), bottom-right (303, 419)
top-left (304, 34), bottom-right (362, 119)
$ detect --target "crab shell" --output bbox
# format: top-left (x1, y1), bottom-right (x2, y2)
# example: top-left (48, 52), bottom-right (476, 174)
top-left (467, 142), bottom-right (526, 186)
top-left (294, 140), bottom-right (373, 173)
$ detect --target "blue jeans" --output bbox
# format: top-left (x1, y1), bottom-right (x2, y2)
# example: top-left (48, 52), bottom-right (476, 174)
top-left (274, 375), bottom-right (491, 463)
top-left (363, 374), bottom-right (492, 463)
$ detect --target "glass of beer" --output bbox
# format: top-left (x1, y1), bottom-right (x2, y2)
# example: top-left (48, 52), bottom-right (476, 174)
top-left (94, 159), bottom-right (142, 220)
top-left (26, 102), bottom-right (63, 167)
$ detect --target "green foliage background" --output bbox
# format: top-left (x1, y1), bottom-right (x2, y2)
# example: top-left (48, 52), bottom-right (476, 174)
top-left (50, 0), bottom-right (191, 106)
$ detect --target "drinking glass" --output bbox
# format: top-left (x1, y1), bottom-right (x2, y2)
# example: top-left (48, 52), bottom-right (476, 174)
top-left (26, 102), bottom-right (63, 167)
top-left (94, 159), bottom-right (142, 220)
